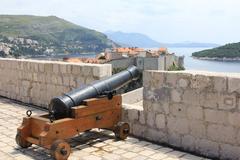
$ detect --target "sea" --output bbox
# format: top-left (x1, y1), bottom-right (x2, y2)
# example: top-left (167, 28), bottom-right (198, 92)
top-left (168, 47), bottom-right (240, 73)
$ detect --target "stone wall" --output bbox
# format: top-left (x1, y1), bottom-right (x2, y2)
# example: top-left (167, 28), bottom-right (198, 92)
top-left (0, 58), bottom-right (111, 108)
top-left (122, 87), bottom-right (143, 104)
top-left (122, 70), bottom-right (240, 160)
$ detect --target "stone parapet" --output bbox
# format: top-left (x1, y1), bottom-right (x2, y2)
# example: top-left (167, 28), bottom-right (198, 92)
top-left (123, 70), bottom-right (240, 160)
top-left (0, 58), bottom-right (111, 108)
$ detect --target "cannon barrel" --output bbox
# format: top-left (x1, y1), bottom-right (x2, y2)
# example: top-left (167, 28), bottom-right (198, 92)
top-left (49, 65), bottom-right (139, 119)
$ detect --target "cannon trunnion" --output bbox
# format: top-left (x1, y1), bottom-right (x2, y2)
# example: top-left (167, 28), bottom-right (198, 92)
top-left (16, 66), bottom-right (139, 160)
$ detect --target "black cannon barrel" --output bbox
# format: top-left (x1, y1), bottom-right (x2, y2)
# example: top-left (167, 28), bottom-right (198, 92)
top-left (49, 65), bottom-right (139, 119)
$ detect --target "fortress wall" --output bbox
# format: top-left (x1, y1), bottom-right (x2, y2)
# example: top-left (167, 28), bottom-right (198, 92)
top-left (123, 70), bottom-right (240, 160)
top-left (0, 58), bottom-right (111, 108)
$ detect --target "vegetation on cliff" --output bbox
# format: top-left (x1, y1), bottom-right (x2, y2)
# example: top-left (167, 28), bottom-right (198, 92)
top-left (0, 15), bottom-right (117, 57)
top-left (192, 42), bottom-right (240, 59)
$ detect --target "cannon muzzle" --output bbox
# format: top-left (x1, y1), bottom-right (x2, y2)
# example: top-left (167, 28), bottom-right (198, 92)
top-left (49, 65), bottom-right (139, 119)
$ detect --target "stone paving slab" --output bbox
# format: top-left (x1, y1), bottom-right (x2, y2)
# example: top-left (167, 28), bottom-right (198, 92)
top-left (0, 97), bottom-right (210, 160)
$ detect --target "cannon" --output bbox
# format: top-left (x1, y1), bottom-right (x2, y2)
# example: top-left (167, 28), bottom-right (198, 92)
top-left (16, 66), bottom-right (139, 160)
top-left (49, 65), bottom-right (139, 119)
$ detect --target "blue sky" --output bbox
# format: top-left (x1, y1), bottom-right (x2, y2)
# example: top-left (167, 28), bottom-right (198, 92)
top-left (0, 0), bottom-right (239, 44)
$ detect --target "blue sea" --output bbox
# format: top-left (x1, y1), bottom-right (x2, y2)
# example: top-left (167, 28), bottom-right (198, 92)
top-left (168, 47), bottom-right (240, 73)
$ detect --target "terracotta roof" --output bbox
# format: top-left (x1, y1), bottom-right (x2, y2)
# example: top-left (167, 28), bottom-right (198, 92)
top-left (159, 48), bottom-right (167, 52)
top-left (113, 47), bottom-right (144, 53)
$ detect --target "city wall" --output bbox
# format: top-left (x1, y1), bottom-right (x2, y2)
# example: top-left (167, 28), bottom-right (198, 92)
top-left (0, 58), bottom-right (111, 108)
top-left (0, 58), bottom-right (239, 159)
top-left (122, 70), bottom-right (240, 159)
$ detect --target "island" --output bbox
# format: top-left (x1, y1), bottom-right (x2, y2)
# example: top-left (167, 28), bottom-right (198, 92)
top-left (192, 42), bottom-right (240, 61)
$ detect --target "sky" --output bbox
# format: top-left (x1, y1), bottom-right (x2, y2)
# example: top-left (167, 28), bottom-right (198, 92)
top-left (0, 0), bottom-right (240, 44)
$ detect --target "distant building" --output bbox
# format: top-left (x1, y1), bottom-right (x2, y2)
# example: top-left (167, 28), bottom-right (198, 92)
top-left (63, 47), bottom-right (184, 71)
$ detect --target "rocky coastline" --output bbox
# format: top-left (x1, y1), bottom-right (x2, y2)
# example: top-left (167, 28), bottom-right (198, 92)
top-left (192, 56), bottom-right (240, 61)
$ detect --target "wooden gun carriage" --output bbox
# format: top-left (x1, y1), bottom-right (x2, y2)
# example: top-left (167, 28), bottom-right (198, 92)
top-left (16, 66), bottom-right (139, 160)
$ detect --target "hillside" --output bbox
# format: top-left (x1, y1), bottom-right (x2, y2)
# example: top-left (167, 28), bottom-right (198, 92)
top-left (0, 15), bottom-right (116, 57)
top-left (192, 42), bottom-right (240, 59)
top-left (105, 31), bottom-right (219, 48)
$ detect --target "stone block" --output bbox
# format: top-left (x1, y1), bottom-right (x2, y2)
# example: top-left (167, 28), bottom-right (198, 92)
top-left (143, 71), bottom-right (153, 88)
top-left (204, 109), bottom-right (228, 125)
top-left (143, 100), bottom-right (153, 112)
top-left (213, 76), bottom-right (227, 92)
top-left (168, 132), bottom-right (181, 148)
top-left (66, 64), bottom-right (72, 74)
top-left (72, 65), bottom-right (81, 75)
top-left (146, 112), bottom-right (155, 127)
top-left (228, 112), bottom-right (240, 127)
top-left (167, 116), bottom-right (189, 134)
top-left (139, 110), bottom-right (145, 124)
top-left (152, 101), bottom-right (169, 114)
top-left (165, 73), bottom-right (178, 87)
top-left (182, 89), bottom-right (199, 105)
top-left (38, 63), bottom-right (44, 72)
top-left (82, 66), bottom-right (92, 76)
top-left (228, 77), bottom-right (240, 93)
top-left (69, 76), bottom-right (76, 87)
top-left (51, 75), bottom-right (58, 84)
top-left (85, 77), bottom-right (95, 84)
top-left (190, 74), bottom-right (213, 90)
top-left (151, 72), bottom-right (164, 89)
top-left (33, 63), bottom-right (38, 72)
top-left (187, 106), bottom-right (203, 120)
top-left (56, 76), bottom-right (63, 85)
top-left (132, 123), bottom-right (146, 137)
top-left (93, 65), bottom-right (110, 78)
top-left (128, 108), bottom-right (139, 121)
top-left (155, 114), bottom-right (165, 129)
top-left (195, 139), bottom-right (219, 158)
top-left (169, 103), bottom-right (187, 118)
top-left (177, 78), bottom-right (189, 88)
top-left (22, 80), bottom-right (30, 87)
top-left (153, 87), bottom-right (171, 102)
top-left (182, 135), bottom-right (195, 151)
top-left (207, 124), bottom-right (236, 144)
top-left (200, 92), bottom-right (219, 109)
top-left (62, 76), bottom-right (70, 86)
top-left (218, 93), bottom-right (237, 110)
top-left (189, 120), bottom-right (206, 138)
top-left (53, 64), bottom-right (59, 74)
top-left (76, 77), bottom-right (85, 87)
top-left (37, 73), bottom-right (45, 83)
top-left (44, 63), bottom-right (53, 73)
top-left (145, 128), bottom-right (166, 143)
top-left (59, 64), bottom-right (67, 74)
top-left (220, 144), bottom-right (240, 160)
top-left (171, 89), bottom-right (182, 102)
top-left (143, 88), bottom-right (155, 101)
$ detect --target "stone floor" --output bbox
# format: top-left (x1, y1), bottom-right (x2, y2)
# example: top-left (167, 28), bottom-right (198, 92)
top-left (0, 97), bottom-right (210, 160)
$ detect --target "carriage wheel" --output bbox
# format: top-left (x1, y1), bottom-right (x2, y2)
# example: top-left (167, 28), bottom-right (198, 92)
top-left (15, 133), bottom-right (32, 148)
top-left (51, 140), bottom-right (71, 160)
top-left (114, 122), bottom-right (130, 140)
